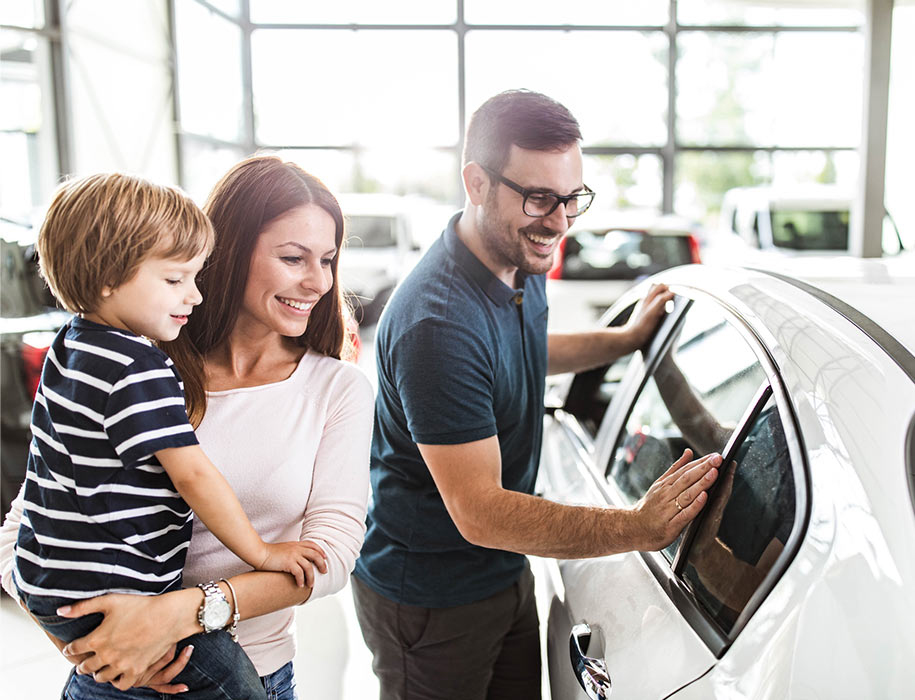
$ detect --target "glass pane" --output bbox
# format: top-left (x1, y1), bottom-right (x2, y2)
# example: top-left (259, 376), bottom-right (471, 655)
top-left (175, 0), bottom-right (245, 142)
top-left (465, 0), bottom-right (667, 25)
top-left (253, 30), bottom-right (458, 148)
top-left (205, 0), bottom-right (241, 18)
top-left (251, 0), bottom-right (455, 24)
top-left (677, 32), bottom-right (863, 147)
top-left (584, 153), bottom-right (662, 213)
top-left (674, 150), bottom-right (858, 229)
top-left (681, 397), bottom-right (795, 634)
top-left (0, 29), bottom-right (57, 224)
top-left (675, 151), bottom-right (768, 227)
top-left (179, 137), bottom-right (246, 204)
top-left (607, 298), bottom-right (766, 559)
top-left (0, 0), bottom-right (44, 28)
top-left (277, 148), bottom-right (459, 206)
top-left (466, 31), bottom-right (668, 148)
top-left (274, 148), bottom-right (355, 195)
top-left (679, 0), bottom-right (863, 27)
top-left (886, 6), bottom-right (915, 253)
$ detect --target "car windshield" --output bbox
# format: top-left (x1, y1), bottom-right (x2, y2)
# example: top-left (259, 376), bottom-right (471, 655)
top-left (560, 229), bottom-right (692, 281)
top-left (345, 215), bottom-right (397, 248)
top-left (770, 209), bottom-right (849, 251)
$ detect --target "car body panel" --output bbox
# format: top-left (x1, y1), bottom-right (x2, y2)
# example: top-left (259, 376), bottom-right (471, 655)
top-left (541, 263), bottom-right (915, 698)
top-left (537, 416), bottom-right (716, 698)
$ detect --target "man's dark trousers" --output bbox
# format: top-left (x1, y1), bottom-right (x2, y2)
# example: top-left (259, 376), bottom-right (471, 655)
top-left (352, 564), bottom-right (541, 700)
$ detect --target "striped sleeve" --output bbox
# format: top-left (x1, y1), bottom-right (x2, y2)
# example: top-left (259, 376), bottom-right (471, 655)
top-left (104, 353), bottom-right (198, 467)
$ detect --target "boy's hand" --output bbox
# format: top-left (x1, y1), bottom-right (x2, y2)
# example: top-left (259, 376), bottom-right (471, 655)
top-left (259, 540), bottom-right (327, 588)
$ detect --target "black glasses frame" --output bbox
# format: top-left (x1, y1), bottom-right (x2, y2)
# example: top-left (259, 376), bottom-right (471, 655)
top-left (481, 165), bottom-right (595, 218)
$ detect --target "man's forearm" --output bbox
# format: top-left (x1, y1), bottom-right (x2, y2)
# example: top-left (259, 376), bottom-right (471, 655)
top-left (547, 327), bottom-right (636, 375)
top-left (460, 488), bottom-right (642, 559)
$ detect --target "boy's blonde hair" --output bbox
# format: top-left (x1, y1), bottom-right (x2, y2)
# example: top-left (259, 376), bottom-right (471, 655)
top-left (37, 173), bottom-right (214, 314)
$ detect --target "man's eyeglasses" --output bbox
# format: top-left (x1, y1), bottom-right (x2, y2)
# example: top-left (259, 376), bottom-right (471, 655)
top-left (481, 165), bottom-right (595, 219)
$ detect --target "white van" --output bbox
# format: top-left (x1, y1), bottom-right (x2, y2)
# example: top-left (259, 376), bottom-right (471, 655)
top-left (714, 184), bottom-right (905, 258)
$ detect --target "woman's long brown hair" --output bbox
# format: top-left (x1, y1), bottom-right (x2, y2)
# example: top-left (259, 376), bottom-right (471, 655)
top-left (163, 155), bottom-right (349, 426)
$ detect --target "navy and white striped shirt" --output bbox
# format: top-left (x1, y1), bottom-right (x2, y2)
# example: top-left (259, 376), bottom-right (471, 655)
top-left (14, 317), bottom-right (199, 600)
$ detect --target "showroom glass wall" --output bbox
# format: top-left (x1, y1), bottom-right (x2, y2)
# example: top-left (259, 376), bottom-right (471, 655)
top-left (2, 0), bottom-right (179, 236)
top-left (2, 2), bottom-right (913, 237)
top-left (170, 0), bottom-right (891, 230)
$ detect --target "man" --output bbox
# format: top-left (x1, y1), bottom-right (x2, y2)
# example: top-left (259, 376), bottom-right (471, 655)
top-left (352, 90), bottom-right (721, 699)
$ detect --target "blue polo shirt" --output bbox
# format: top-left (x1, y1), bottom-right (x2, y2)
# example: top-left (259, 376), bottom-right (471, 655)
top-left (354, 213), bottom-right (549, 607)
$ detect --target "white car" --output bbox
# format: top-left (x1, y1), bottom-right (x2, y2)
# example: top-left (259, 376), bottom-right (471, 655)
top-left (338, 193), bottom-right (423, 326)
top-left (537, 257), bottom-right (915, 698)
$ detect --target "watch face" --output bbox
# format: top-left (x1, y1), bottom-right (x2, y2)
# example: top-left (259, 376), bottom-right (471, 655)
top-left (203, 598), bottom-right (231, 629)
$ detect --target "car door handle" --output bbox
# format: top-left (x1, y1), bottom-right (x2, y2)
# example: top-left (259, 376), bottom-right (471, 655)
top-left (570, 622), bottom-right (612, 699)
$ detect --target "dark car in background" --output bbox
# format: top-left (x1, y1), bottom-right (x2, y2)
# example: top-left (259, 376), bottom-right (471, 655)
top-left (1, 221), bottom-right (69, 517)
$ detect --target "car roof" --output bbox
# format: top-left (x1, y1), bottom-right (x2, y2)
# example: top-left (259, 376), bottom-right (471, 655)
top-left (749, 255), bottom-right (915, 357)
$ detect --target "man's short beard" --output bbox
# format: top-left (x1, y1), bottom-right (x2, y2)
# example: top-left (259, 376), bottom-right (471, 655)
top-left (477, 189), bottom-right (555, 277)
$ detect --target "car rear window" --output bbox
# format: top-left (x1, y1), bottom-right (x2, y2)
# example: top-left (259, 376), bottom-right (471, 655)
top-left (560, 229), bottom-right (692, 280)
top-left (770, 209), bottom-right (849, 251)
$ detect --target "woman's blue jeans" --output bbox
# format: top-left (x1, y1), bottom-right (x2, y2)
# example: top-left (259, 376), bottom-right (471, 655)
top-left (61, 660), bottom-right (298, 700)
top-left (260, 662), bottom-right (299, 700)
top-left (59, 632), bottom-right (267, 699)
top-left (21, 592), bottom-right (267, 700)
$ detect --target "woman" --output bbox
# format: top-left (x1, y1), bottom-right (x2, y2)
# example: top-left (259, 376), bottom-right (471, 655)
top-left (0, 155), bottom-right (374, 698)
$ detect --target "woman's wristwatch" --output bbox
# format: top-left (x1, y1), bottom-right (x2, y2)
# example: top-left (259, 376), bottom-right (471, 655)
top-left (196, 581), bottom-right (232, 634)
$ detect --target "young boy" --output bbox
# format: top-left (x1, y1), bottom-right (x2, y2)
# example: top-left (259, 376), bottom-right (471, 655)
top-left (13, 174), bottom-right (322, 699)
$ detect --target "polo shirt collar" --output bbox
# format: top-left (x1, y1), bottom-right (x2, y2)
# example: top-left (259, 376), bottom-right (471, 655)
top-left (442, 212), bottom-right (527, 306)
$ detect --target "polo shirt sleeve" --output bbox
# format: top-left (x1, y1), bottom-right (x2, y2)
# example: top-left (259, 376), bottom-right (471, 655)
top-left (391, 318), bottom-right (497, 445)
top-left (103, 352), bottom-right (198, 468)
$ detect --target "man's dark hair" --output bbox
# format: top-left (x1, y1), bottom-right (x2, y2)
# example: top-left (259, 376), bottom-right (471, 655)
top-left (462, 89), bottom-right (582, 172)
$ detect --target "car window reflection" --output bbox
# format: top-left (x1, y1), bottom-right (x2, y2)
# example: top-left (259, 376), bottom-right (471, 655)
top-left (607, 298), bottom-right (767, 559)
top-left (681, 397), bottom-right (795, 634)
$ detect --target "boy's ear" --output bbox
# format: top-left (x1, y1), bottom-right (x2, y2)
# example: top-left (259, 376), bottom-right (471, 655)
top-left (100, 286), bottom-right (113, 298)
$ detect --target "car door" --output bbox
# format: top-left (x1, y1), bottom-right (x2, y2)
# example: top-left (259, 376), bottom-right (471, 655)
top-left (538, 289), bottom-right (806, 699)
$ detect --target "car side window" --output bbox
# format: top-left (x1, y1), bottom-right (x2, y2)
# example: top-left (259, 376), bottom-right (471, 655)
top-left (679, 396), bottom-right (795, 635)
top-left (606, 299), bottom-right (767, 557)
